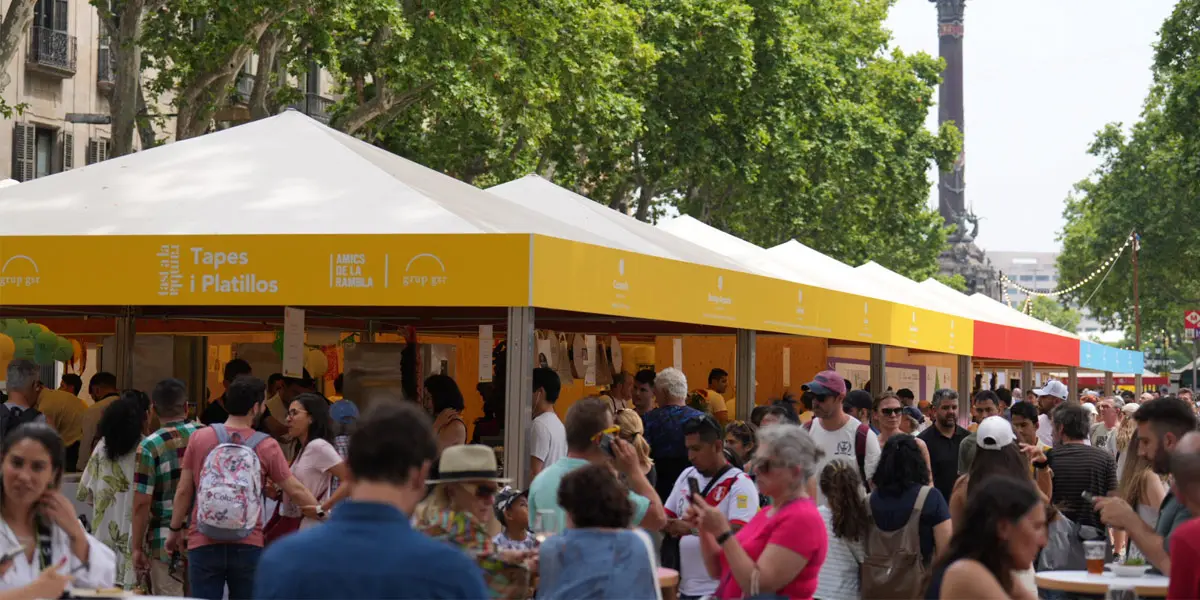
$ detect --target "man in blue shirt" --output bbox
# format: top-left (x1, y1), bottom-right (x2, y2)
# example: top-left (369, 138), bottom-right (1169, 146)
top-left (254, 401), bottom-right (488, 599)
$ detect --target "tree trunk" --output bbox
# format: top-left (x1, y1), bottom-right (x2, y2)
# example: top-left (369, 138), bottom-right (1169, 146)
top-left (134, 80), bottom-right (157, 148)
top-left (338, 83), bottom-right (429, 135)
top-left (249, 28), bottom-right (283, 120)
top-left (0, 0), bottom-right (37, 92)
top-left (634, 182), bottom-right (655, 222)
top-left (107, 0), bottom-right (146, 157)
top-left (174, 16), bottom-right (277, 140)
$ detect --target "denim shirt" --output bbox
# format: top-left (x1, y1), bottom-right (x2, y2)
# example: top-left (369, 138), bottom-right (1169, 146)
top-left (537, 529), bottom-right (658, 600)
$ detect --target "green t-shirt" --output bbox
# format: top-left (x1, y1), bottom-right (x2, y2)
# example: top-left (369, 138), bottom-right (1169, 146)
top-left (527, 457), bottom-right (650, 533)
top-left (1157, 492), bottom-right (1192, 555)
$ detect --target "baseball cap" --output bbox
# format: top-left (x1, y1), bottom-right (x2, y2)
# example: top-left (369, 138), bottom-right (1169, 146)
top-left (845, 389), bottom-right (873, 411)
top-left (902, 406), bottom-right (925, 424)
top-left (1033, 380), bottom-right (1068, 399)
top-left (976, 416), bottom-right (1016, 450)
top-left (494, 487), bottom-right (527, 523)
top-left (1122, 402), bottom-right (1140, 416)
top-left (1081, 402), bottom-right (1098, 416)
top-left (330, 399), bottom-right (360, 425)
top-left (804, 370), bottom-right (847, 397)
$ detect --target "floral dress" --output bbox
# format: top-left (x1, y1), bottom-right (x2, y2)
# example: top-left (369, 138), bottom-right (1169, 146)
top-left (77, 439), bottom-right (138, 589)
top-left (416, 509), bottom-right (530, 599)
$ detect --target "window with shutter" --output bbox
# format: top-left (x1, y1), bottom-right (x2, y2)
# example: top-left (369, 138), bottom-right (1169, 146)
top-left (85, 137), bottom-right (110, 165)
top-left (11, 123), bottom-right (35, 181)
top-left (86, 138), bottom-right (97, 165)
top-left (52, 0), bottom-right (68, 32)
top-left (61, 131), bottom-right (73, 170)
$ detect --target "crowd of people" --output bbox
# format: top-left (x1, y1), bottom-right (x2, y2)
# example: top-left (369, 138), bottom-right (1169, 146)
top-left (9, 353), bottom-right (1200, 599)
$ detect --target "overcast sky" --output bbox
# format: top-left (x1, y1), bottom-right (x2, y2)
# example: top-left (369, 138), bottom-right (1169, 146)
top-left (884, 0), bottom-right (1177, 253)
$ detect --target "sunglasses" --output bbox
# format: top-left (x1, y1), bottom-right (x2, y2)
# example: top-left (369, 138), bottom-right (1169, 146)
top-left (465, 483), bottom-right (499, 499)
top-left (753, 458), bottom-right (785, 474)
top-left (880, 407), bottom-right (904, 417)
top-left (591, 426), bottom-right (621, 443)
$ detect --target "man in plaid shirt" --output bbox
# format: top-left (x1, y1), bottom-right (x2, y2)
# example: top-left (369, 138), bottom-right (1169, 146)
top-left (132, 378), bottom-right (200, 596)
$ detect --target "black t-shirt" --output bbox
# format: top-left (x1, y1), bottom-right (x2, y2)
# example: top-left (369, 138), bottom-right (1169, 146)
top-left (1047, 443), bottom-right (1117, 530)
top-left (918, 425), bottom-right (970, 501)
top-left (200, 395), bottom-right (229, 425)
top-left (870, 485), bottom-right (951, 564)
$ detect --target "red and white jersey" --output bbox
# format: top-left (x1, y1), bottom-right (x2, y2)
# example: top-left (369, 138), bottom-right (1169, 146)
top-left (665, 465), bottom-right (759, 597)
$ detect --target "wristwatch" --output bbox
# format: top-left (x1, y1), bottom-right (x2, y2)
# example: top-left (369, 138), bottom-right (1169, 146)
top-left (316, 507), bottom-right (328, 519)
top-left (1032, 459), bottom-right (1049, 470)
top-left (716, 530), bottom-right (735, 546)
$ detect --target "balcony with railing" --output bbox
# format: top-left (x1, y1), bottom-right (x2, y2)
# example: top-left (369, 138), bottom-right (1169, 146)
top-left (27, 26), bottom-right (76, 77)
top-left (233, 71), bottom-right (254, 105)
top-left (97, 46), bottom-right (114, 90)
top-left (287, 93), bottom-right (335, 124)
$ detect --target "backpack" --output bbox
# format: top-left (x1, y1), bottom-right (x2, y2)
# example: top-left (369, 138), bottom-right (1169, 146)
top-left (195, 424), bottom-right (270, 542)
top-left (0, 405), bottom-right (43, 442)
top-left (804, 419), bottom-right (870, 488)
top-left (861, 486), bottom-right (932, 600)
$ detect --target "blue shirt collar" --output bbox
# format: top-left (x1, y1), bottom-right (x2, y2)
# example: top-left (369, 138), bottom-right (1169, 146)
top-left (330, 500), bottom-right (413, 525)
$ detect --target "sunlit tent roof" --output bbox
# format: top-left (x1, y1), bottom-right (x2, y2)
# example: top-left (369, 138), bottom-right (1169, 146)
top-left (654, 215), bottom-right (837, 284)
top-left (487, 176), bottom-right (748, 271)
top-left (854, 262), bottom-right (978, 320)
top-left (0, 110), bottom-right (610, 243)
top-left (967, 293), bottom-right (1079, 339)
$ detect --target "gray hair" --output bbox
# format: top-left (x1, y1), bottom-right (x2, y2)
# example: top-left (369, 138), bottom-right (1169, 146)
top-left (932, 388), bottom-right (959, 408)
top-left (655, 367), bottom-right (687, 401)
top-left (4, 360), bottom-right (40, 394)
top-left (757, 423), bottom-right (826, 482)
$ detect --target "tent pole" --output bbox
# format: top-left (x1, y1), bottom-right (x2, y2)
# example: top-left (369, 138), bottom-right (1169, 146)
top-left (1021, 362), bottom-right (1034, 396)
top-left (1104, 371), bottom-right (1114, 396)
top-left (1068, 366), bottom-right (1079, 402)
top-left (869, 344), bottom-right (887, 397)
top-left (734, 330), bottom-right (756, 420)
top-left (956, 355), bottom-right (971, 428)
top-left (114, 307), bottom-right (136, 389)
top-left (503, 307), bottom-right (535, 489)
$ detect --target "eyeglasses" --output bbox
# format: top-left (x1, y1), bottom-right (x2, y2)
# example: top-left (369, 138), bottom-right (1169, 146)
top-left (753, 458), bottom-right (784, 474)
top-left (286, 409), bottom-right (308, 418)
top-left (879, 407), bottom-right (904, 417)
top-left (465, 483), bottom-right (499, 499)
top-left (591, 426), bottom-right (621, 443)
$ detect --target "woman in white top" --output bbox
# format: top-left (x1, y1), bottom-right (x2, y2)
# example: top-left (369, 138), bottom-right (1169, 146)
top-left (815, 460), bottom-right (869, 599)
top-left (0, 423), bottom-right (115, 599)
top-left (269, 394), bottom-right (351, 537)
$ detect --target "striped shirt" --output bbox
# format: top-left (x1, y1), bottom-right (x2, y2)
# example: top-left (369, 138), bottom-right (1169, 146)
top-left (1047, 442), bottom-right (1117, 530)
top-left (134, 420), bottom-right (201, 561)
top-left (815, 505), bottom-right (864, 600)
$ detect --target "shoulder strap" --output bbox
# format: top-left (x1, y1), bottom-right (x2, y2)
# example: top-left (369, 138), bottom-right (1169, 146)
top-left (804, 420), bottom-right (813, 431)
top-left (856, 423), bottom-right (869, 484)
top-left (212, 423), bottom-right (230, 444)
top-left (243, 431), bottom-right (270, 450)
top-left (700, 465), bottom-right (734, 499)
top-left (909, 486), bottom-right (932, 520)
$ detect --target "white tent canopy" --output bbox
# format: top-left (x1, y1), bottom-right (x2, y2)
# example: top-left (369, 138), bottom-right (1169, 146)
top-left (487, 176), bottom-right (748, 271)
top-left (654, 215), bottom-right (832, 284)
top-left (0, 111), bottom-right (608, 244)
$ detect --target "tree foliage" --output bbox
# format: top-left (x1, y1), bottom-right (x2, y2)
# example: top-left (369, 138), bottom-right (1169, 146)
top-left (1027, 297), bottom-right (1082, 333)
top-left (123, 0), bottom-right (955, 280)
top-left (1059, 0), bottom-right (1200, 342)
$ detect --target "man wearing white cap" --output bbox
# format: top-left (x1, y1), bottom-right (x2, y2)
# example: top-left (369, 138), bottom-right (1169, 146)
top-left (1033, 380), bottom-right (1068, 447)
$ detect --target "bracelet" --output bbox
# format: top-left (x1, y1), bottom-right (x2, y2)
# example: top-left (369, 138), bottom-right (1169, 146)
top-left (716, 530), bottom-right (734, 546)
top-left (168, 524), bottom-right (183, 532)
top-left (1032, 460), bottom-right (1049, 470)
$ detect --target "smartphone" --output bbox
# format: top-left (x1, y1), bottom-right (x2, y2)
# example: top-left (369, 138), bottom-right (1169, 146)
top-left (1081, 490), bottom-right (1096, 503)
top-left (688, 478), bottom-right (701, 503)
top-left (598, 433), bottom-right (615, 457)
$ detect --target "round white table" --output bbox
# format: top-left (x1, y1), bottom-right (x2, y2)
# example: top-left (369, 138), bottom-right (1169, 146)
top-left (1035, 570), bottom-right (1169, 598)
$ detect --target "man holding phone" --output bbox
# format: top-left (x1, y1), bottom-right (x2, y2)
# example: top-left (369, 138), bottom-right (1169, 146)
top-left (664, 415), bottom-right (758, 600)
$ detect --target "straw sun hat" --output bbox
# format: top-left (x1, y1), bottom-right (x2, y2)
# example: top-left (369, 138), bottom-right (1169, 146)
top-left (426, 444), bottom-right (510, 484)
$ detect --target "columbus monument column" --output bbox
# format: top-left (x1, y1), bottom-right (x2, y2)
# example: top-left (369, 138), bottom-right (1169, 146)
top-left (930, 0), bottom-right (997, 298)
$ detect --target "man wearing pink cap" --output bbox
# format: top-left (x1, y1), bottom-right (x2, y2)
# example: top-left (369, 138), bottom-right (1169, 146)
top-left (801, 370), bottom-right (880, 504)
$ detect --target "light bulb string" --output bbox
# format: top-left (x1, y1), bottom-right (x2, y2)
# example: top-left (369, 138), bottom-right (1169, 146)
top-left (1000, 231), bottom-right (1136, 299)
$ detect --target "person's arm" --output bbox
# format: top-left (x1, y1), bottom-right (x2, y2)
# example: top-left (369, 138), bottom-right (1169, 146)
top-left (917, 438), bottom-right (933, 484)
top-left (321, 462), bottom-right (353, 513)
top-left (131, 492), bottom-right (152, 570)
top-left (939, 559), bottom-right (1014, 600)
top-left (699, 529), bottom-right (723, 578)
top-left (529, 419), bottom-right (549, 479)
top-left (932, 519), bottom-right (953, 562)
top-left (1143, 471), bottom-right (1167, 513)
top-left (1097, 496), bottom-right (1172, 574)
top-left (612, 438), bottom-right (666, 531)
top-left (661, 469), bottom-right (691, 537)
top-left (76, 411), bottom-right (96, 472)
top-left (530, 457), bottom-right (545, 479)
top-left (948, 475), bottom-right (968, 530)
top-left (727, 476), bottom-right (759, 534)
top-left (864, 430), bottom-right (881, 484)
top-left (168, 469), bottom-right (195, 535)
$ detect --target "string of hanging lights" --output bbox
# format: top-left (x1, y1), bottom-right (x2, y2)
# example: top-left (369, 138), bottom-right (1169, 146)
top-left (1000, 231), bottom-right (1137, 300)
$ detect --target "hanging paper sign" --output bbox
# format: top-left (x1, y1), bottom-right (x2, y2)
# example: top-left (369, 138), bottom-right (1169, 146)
top-left (782, 347), bottom-right (791, 387)
top-left (609, 336), bottom-right (623, 374)
top-left (479, 325), bottom-right (493, 383)
top-left (323, 346), bottom-right (340, 380)
top-left (584, 335), bottom-right (597, 386)
top-left (282, 307), bottom-right (305, 378)
top-left (673, 338), bottom-right (683, 371)
top-left (536, 333), bottom-right (552, 370)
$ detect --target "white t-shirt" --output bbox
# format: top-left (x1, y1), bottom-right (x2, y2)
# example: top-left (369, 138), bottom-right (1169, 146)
top-left (1037, 413), bottom-right (1055, 447)
top-left (808, 416), bottom-right (880, 505)
top-left (281, 438), bottom-right (343, 528)
top-left (664, 465), bottom-right (759, 597)
top-left (816, 505), bottom-right (864, 600)
top-left (530, 411), bottom-right (567, 469)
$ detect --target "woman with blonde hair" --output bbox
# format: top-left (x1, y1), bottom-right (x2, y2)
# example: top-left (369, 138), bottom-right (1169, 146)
top-left (1115, 433), bottom-right (1165, 559)
top-left (415, 445), bottom-right (533, 599)
top-left (615, 409), bottom-right (656, 487)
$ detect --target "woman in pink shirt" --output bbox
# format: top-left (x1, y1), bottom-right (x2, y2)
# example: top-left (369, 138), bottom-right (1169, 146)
top-left (266, 394), bottom-right (352, 542)
top-left (687, 423), bottom-right (828, 600)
